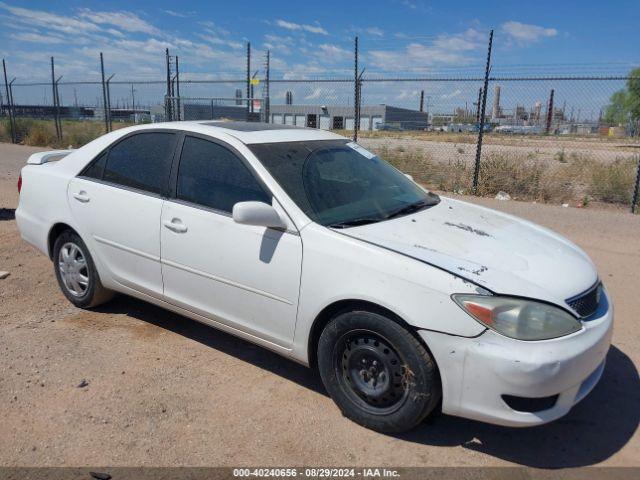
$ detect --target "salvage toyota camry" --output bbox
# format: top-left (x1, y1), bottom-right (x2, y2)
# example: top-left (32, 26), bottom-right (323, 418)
top-left (16, 121), bottom-right (613, 433)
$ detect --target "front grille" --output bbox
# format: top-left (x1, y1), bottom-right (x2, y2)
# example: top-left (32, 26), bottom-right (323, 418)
top-left (566, 282), bottom-right (601, 318)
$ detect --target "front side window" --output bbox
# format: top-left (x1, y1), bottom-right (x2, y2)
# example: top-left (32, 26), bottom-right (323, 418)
top-left (249, 140), bottom-right (439, 227)
top-left (102, 132), bottom-right (176, 194)
top-left (177, 136), bottom-right (271, 213)
top-left (82, 151), bottom-right (107, 180)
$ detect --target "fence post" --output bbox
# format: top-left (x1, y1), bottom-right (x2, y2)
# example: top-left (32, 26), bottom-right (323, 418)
top-left (99, 53), bottom-right (110, 133)
top-left (8, 79), bottom-right (16, 141)
top-left (264, 50), bottom-right (270, 123)
top-left (2, 59), bottom-right (16, 143)
top-left (632, 154), bottom-right (640, 214)
top-left (246, 42), bottom-right (251, 121)
top-left (165, 48), bottom-right (172, 121)
top-left (54, 75), bottom-right (63, 142)
top-left (106, 74), bottom-right (114, 132)
top-left (353, 36), bottom-right (359, 142)
top-left (50, 57), bottom-right (62, 142)
top-left (175, 55), bottom-right (181, 121)
top-left (472, 29), bottom-right (493, 195)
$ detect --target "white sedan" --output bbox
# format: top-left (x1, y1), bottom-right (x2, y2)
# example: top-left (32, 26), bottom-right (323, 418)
top-left (16, 121), bottom-right (612, 433)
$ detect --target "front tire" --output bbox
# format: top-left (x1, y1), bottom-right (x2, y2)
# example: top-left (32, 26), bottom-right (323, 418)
top-left (53, 230), bottom-right (113, 308)
top-left (317, 310), bottom-right (440, 433)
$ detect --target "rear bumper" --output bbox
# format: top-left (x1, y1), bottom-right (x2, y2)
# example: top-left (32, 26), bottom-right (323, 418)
top-left (420, 290), bottom-right (613, 427)
top-left (15, 206), bottom-right (50, 257)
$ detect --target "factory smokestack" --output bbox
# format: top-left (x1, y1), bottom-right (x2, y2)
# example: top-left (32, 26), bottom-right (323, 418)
top-left (492, 85), bottom-right (501, 120)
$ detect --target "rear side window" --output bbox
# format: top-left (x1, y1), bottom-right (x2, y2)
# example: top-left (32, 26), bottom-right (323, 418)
top-left (102, 132), bottom-right (176, 194)
top-left (177, 136), bottom-right (270, 213)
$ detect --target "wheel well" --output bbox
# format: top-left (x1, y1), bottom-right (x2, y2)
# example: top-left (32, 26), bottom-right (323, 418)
top-left (307, 299), bottom-right (426, 368)
top-left (47, 223), bottom-right (77, 259)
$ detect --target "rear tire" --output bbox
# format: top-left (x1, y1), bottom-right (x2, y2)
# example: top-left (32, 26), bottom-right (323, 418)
top-left (53, 230), bottom-right (113, 308)
top-left (317, 310), bottom-right (440, 433)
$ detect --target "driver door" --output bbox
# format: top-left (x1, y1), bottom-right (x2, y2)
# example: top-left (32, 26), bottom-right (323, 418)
top-left (160, 134), bottom-right (303, 348)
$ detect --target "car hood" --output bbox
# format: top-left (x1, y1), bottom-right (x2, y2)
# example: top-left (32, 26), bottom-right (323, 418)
top-left (339, 197), bottom-right (598, 310)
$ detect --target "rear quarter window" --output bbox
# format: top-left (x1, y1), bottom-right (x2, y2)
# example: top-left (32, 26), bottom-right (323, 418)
top-left (102, 132), bottom-right (176, 195)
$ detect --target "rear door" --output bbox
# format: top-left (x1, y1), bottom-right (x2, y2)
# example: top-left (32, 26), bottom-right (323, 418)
top-left (160, 134), bottom-right (303, 347)
top-left (68, 131), bottom-right (178, 298)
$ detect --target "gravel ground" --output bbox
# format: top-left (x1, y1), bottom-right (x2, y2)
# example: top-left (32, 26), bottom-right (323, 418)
top-left (0, 143), bottom-right (638, 468)
top-left (358, 135), bottom-right (638, 166)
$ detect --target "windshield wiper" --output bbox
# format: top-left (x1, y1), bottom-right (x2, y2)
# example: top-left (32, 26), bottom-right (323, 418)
top-left (328, 217), bottom-right (383, 229)
top-left (384, 200), bottom-right (432, 220)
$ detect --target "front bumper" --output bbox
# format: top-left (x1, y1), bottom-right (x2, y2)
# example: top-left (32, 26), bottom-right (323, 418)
top-left (419, 290), bottom-right (613, 427)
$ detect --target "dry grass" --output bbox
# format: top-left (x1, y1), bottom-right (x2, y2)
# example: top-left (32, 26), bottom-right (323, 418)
top-left (3, 119), bottom-right (637, 207)
top-left (374, 144), bottom-right (639, 206)
top-left (0, 118), bottom-right (131, 148)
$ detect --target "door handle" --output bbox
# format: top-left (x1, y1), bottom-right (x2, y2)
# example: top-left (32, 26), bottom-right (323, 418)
top-left (163, 218), bottom-right (188, 233)
top-left (73, 191), bottom-right (90, 203)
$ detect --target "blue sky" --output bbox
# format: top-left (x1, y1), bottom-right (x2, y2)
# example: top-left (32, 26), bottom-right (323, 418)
top-left (1, 0), bottom-right (638, 78)
top-left (0, 0), bottom-right (638, 113)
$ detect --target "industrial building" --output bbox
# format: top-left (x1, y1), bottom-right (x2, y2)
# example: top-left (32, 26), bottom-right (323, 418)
top-left (269, 104), bottom-right (428, 130)
top-left (182, 104), bottom-right (259, 122)
top-left (180, 102), bottom-right (428, 130)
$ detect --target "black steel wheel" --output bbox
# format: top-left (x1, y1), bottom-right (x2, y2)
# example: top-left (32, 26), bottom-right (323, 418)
top-left (335, 330), bottom-right (409, 415)
top-left (318, 310), bottom-right (440, 433)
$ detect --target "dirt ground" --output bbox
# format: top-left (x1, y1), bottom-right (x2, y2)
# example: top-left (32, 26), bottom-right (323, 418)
top-left (0, 143), bottom-right (638, 468)
top-left (359, 134), bottom-right (638, 166)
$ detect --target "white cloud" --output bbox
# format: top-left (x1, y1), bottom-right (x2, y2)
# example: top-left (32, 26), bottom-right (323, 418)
top-left (369, 28), bottom-right (484, 72)
top-left (275, 19), bottom-right (328, 35)
top-left (77, 9), bottom-right (160, 35)
top-left (198, 33), bottom-right (243, 50)
top-left (10, 32), bottom-right (65, 44)
top-left (365, 27), bottom-right (384, 37)
top-left (163, 9), bottom-right (195, 18)
top-left (395, 89), bottom-right (420, 100)
top-left (0, 2), bottom-right (101, 34)
top-left (441, 89), bottom-right (461, 99)
top-left (262, 34), bottom-right (295, 55)
top-left (317, 44), bottom-right (351, 62)
top-left (501, 21), bottom-right (557, 43)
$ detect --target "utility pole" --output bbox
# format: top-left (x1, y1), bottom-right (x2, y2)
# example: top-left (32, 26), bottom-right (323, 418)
top-left (472, 29), bottom-right (493, 194)
top-left (419, 90), bottom-right (424, 112)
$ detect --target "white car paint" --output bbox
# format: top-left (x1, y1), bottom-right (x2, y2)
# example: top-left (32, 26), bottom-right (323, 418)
top-left (15, 121), bottom-right (613, 427)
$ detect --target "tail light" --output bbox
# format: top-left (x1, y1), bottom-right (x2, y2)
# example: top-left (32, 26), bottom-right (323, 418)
top-left (17, 173), bottom-right (22, 194)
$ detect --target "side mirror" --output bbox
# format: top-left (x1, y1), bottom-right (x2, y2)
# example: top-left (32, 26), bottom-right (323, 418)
top-left (232, 201), bottom-right (287, 230)
top-left (404, 173), bottom-right (414, 181)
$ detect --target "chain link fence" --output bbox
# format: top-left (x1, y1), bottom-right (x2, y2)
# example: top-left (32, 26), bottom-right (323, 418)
top-left (1, 44), bottom-right (639, 212)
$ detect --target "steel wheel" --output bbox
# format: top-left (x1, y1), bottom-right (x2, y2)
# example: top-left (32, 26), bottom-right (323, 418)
top-left (334, 329), bottom-right (409, 415)
top-left (57, 241), bottom-right (90, 297)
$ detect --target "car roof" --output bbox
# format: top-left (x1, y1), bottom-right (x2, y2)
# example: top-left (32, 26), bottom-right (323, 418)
top-left (131, 120), bottom-right (346, 145)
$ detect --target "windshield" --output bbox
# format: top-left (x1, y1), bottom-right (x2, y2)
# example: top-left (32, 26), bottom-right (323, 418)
top-left (249, 140), bottom-right (439, 227)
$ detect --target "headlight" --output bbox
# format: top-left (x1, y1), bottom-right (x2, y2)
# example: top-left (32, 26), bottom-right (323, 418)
top-left (452, 294), bottom-right (582, 340)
